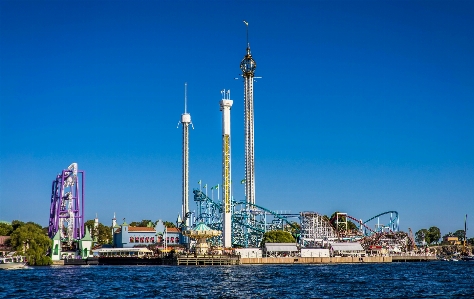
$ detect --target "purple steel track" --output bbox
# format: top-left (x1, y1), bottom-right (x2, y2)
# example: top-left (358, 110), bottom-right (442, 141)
top-left (48, 167), bottom-right (85, 240)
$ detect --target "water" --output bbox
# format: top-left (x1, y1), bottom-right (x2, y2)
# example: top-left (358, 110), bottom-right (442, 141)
top-left (1, 262), bottom-right (473, 298)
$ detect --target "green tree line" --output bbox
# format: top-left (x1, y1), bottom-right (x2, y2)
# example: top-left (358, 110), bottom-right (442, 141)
top-left (0, 220), bottom-right (51, 265)
top-left (415, 226), bottom-right (474, 246)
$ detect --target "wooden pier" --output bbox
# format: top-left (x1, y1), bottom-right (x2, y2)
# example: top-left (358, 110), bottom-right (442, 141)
top-left (391, 255), bottom-right (437, 262)
top-left (240, 255), bottom-right (436, 264)
top-left (54, 255), bottom-right (436, 266)
top-left (176, 255), bottom-right (240, 266)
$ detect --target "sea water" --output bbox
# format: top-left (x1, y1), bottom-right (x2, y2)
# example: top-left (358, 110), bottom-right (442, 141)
top-left (1, 262), bottom-right (473, 298)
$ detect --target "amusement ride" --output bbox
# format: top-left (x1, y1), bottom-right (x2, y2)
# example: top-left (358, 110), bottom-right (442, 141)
top-left (46, 22), bottom-right (408, 257)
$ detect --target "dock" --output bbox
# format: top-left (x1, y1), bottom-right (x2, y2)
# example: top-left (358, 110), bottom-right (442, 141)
top-left (52, 255), bottom-right (436, 266)
top-left (391, 255), bottom-right (437, 262)
top-left (176, 255), bottom-right (240, 266)
top-left (240, 255), bottom-right (436, 264)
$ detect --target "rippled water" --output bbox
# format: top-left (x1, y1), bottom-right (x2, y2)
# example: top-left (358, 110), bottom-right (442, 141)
top-left (1, 262), bottom-right (473, 298)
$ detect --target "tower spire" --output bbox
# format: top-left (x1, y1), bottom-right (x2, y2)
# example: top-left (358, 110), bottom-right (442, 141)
top-left (240, 21), bottom-right (257, 205)
top-left (243, 20), bottom-right (249, 50)
top-left (184, 82), bottom-right (188, 113)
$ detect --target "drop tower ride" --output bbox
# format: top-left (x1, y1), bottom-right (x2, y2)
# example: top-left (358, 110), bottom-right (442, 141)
top-left (220, 89), bottom-right (233, 247)
top-left (178, 83), bottom-right (193, 228)
top-left (240, 21), bottom-right (257, 205)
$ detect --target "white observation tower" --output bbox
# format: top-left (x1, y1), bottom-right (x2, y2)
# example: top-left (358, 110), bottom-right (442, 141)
top-left (220, 89), bottom-right (233, 248)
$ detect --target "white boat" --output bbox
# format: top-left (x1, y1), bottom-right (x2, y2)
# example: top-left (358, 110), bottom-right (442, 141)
top-left (461, 255), bottom-right (474, 261)
top-left (0, 256), bottom-right (27, 270)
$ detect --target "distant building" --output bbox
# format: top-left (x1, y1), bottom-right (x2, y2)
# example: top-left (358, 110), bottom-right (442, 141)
top-left (264, 243), bottom-right (299, 257)
top-left (442, 236), bottom-right (461, 245)
top-left (330, 242), bottom-right (366, 257)
top-left (164, 227), bottom-right (182, 247)
top-left (235, 248), bottom-right (262, 258)
top-left (112, 219), bottom-right (183, 248)
top-left (300, 248), bottom-right (330, 257)
top-left (0, 236), bottom-right (12, 256)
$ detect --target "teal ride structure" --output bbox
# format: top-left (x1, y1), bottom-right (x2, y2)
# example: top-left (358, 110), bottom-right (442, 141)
top-left (192, 189), bottom-right (299, 248)
top-left (191, 188), bottom-right (401, 249)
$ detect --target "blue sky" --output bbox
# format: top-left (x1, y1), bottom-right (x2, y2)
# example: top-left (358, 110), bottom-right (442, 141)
top-left (1, 0), bottom-right (473, 237)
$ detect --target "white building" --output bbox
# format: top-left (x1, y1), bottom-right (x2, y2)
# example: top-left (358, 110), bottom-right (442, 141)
top-left (330, 242), bottom-right (366, 257)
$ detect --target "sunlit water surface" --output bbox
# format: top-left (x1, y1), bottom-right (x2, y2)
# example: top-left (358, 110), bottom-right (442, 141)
top-left (1, 262), bottom-right (473, 298)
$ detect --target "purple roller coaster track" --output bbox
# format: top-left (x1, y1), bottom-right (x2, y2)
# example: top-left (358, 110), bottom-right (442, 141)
top-left (48, 163), bottom-right (85, 242)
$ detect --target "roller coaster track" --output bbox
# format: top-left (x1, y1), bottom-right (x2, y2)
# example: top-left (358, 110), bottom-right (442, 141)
top-left (193, 189), bottom-right (401, 247)
top-left (328, 211), bottom-right (399, 236)
top-left (363, 211), bottom-right (399, 233)
top-left (328, 214), bottom-right (376, 236)
top-left (193, 189), bottom-right (299, 247)
top-left (233, 201), bottom-right (300, 230)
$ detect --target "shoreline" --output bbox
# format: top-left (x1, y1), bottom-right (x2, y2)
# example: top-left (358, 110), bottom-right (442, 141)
top-left (50, 255), bottom-right (437, 266)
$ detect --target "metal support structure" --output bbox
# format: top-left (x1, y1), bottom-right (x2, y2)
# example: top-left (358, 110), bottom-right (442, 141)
top-left (192, 189), bottom-right (298, 248)
top-left (336, 213), bottom-right (348, 234)
top-left (299, 212), bottom-right (337, 247)
top-left (240, 21), bottom-right (257, 206)
top-left (363, 211), bottom-right (400, 235)
top-left (178, 83), bottom-right (193, 228)
top-left (48, 163), bottom-right (85, 244)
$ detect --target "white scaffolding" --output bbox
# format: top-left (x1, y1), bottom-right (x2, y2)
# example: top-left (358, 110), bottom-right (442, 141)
top-left (300, 211), bottom-right (337, 247)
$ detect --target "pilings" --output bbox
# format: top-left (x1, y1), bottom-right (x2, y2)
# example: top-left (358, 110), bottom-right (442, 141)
top-left (391, 255), bottom-right (437, 262)
top-left (176, 255), bottom-right (240, 265)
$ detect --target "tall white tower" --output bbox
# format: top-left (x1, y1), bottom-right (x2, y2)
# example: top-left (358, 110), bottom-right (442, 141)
top-left (220, 89), bottom-right (233, 248)
top-left (112, 212), bottom-right (116, 228)
top-left (240, 21), bottom-right (257, 205)
top-left (94, 213), bottom-right (99, 242)
top-left (178, 83), bottom-right (193, 227)
top-left (111, 212), bottom-right (117, 235)
top-left (94, 213), bottom-right (99, 230)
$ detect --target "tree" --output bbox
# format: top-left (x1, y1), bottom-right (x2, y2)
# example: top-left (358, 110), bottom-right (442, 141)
top-left (329, 211), bottom-right (358, 232)
top-left (11, 220), bottom-right (25, 231)
top-left (443, 232), bottom-right (454, 238)
top-left (415, 229), bottom-right (429, 245)
top-left (0, 222), bottom-right (13, 236)
top-left (428, 226), bottom-right (441, 245)
top-left (261, 230), bottom-right (295, 247)
top-left (84, 220), bottom-right (112, 245)
top-left (285, 221), bottom-right (300, 238)
top-left (9, 222), bottom-right (52, 266)
top-left (129, 220), bottom-right (153, 227)
top-left (163, 221), bottom-right (176, 228)
top-left (468, 238), bottom-right (474, 246)
top-left (96, 223), bottom-right (112, 245)
top-left (453, 230), bottom-right (465, 242)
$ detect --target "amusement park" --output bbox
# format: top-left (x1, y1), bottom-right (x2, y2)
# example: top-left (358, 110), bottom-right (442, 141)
top-left (41, 21), bottom-right (470, 265)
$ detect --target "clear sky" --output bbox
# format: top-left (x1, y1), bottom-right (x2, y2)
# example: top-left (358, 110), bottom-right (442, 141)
top-left (1, 0), bottom-right (473, 237)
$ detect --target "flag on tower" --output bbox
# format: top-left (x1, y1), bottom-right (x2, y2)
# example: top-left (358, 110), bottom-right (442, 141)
top-left (215, 185), bottom-right (219, 190)
top-left (198, 180), bottom-right (202, 185)
top-left (241, 179), bottom-right (246, 184)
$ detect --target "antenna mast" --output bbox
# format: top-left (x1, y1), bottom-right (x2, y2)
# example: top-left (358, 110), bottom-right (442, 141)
top-left (244, 20), bottom-right (249, 48)
top-left (184, 82), bottom-right (188, 113)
